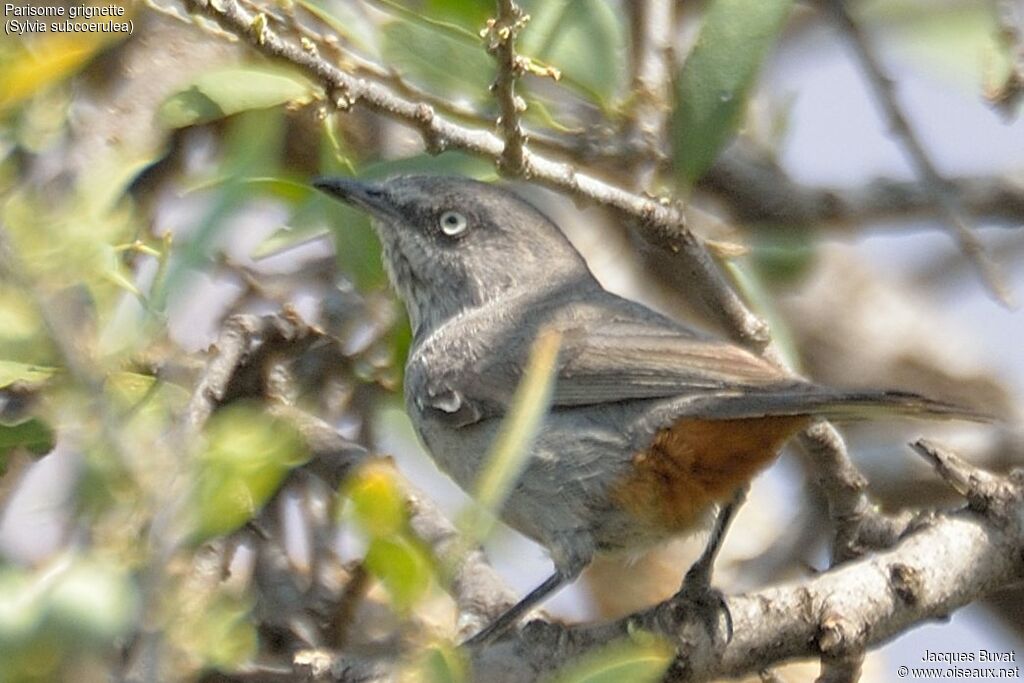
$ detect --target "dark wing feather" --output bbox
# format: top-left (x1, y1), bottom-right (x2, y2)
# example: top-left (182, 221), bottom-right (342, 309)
top-left (433, 290), bottom-right (796, 419)
top-left (549, 322), bottom-right (791, 405)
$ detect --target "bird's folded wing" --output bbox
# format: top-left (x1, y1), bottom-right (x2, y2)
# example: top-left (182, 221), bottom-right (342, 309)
top-left (413, 294), bottom-right (800, 426)
top-left (546, 324), bottom-right (792, 405)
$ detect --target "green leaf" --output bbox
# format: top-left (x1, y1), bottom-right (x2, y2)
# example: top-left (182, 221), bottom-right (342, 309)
top-left (0, 30), bottom-right (117, 111)
top-left (192, 595), bottom-right (258, 669)
top-left (0, 569), bottom-right (44, 650)
top-left (551, 637), bottom-right (674, 683)
top-left (521, 0), bottom-right (627, 105)
top-left (343, 461), bottom-right (407, 539)
top-left (380, 19), bottom-right (493, 100)
top-left (364, 536), bottom-right (433, 611)
top-left (295, 0), bottom-right (381, 55)
top-left (0, 288), bottom-right (52, 366)
top-left (462, 329), bottom-right (561, 541)
top-left (0, 419), bottom-right (55, 458)
top-left (45, 559), bottom-right (138, 646)
top-left (860, 1), bottom-right (1012, 92)
top-left (252, 224), bottom-right (332, 261)
top-left (672, 0), bottom-right (794, 184)
top-left (0, 361), bottom-right (56, 389)
top-left (423, 0), bottom-right (492, 27)
top-left (189, 404), bottom-right (309, 543)
top-left (406, 643), bottom-right (468, 683)
top-left (158, 66), bottom-right (318, 129)
top-left (362, 151), bottom-right (495, 180)
top-left (184, 176), bottom-right (314, 204)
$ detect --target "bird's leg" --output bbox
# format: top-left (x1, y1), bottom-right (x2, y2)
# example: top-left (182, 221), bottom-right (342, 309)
top-left (674, 486), bottom-right (747, 641)
top-left (462, 571), bottom-right (568, 647)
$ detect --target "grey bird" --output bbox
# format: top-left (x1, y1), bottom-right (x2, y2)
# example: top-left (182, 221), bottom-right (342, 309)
top-left (313, 174), bottom-right (984, 645)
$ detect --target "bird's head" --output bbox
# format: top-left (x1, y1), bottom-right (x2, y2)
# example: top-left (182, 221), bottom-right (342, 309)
top-left (314, 175), bottom-right (589, 334)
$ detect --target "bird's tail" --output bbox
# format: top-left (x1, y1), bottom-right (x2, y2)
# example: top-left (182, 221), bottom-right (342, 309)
top-left (691, 386), bottom-right (992, 423)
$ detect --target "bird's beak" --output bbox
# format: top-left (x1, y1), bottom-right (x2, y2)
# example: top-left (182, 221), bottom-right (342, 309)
top-left (312, 176), bottom-right (395, 218)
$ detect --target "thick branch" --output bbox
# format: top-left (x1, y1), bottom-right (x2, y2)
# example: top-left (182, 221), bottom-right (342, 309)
top-left (298, 470), bottom-right (1024, 682)
top-left (470, 480), bottom-right (1024, 682)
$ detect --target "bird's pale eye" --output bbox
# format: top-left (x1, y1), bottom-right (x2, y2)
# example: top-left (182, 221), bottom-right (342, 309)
top-left (439, 210), bottom-right (468, 236)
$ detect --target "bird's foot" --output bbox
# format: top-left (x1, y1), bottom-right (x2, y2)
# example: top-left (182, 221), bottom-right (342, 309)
top-left (672, 565), bottom-right (733, 644)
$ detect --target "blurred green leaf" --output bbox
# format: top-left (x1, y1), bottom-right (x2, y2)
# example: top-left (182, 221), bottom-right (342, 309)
top-left (343, 460), bottom-right (407, 538)
top-left (190, 403), bottom-right (309, 543)
top-left (376, 0), bottom-right (481, 42)
top-left (407, 643), bottom-right (468, 683)
top-left (860, 2), bottom-right (1012, 92)
top-left (380, 19), bottom-right (493, 100)
top-left (319, 197), bottom-right (387, 290)
top-left (551, 636), bottom-right (674, 683)
top-left (748, 229), bottom-right (816, 286)
top-left (0, 32), bottom-right (118, 111)
top-left (0, 288), bottom-right (50, 365)
top-left (253, 224), bottom-right (332, 261)
top-left (424, 0), bottom-right (492, 27)
top-left (185, 176), bottom-right (315, 204)
top-left (179, 175), bottom-right (328, 262)
top-left (3, 188), bottom-right (138, 304)
top-left (191, 594), bottom-right (258, 669)
top-left (521, 0), bottom-right (627, 105)
top-left (672, 0), bottom-right (794, 184)
top-left (0, 557), bottom-right (138, 682)
top-left (0, 569), bottom-right (43, 650)
top-left (0, 419), bottom-right (55, 458)
top-left (364, 535), bottom-right (433, 611)
top-left (723, 255), bottom-right (801, 372)
top-left (296, 0), bottom-right (381, 55)
top-left (45, 559), bottom-right (138, 646)
top-left (0, 361), bottom-right (56, 389)
top-left (463, 329), bottom-right (560, 541)
top-left (158, 66), bottom-right (318, 129)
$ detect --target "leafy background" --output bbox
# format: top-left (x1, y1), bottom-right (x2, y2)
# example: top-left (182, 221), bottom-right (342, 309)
top-left (1, 0), bottom-right (1022, 681)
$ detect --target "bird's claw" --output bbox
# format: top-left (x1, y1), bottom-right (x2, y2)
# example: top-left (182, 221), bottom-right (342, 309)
top-left (673, 569), bottom-right (733, 644)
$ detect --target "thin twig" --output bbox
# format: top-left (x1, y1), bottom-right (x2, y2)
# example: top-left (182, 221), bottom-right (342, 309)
top-left (488, 0), bottom-right (529, 175)
top-left (624, 0), bottom-right (674, 187)
top-left (824, 0), bottom-right (1014, 307)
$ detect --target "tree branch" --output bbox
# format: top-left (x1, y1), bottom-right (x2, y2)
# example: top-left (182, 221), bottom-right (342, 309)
top-left (178, 0), bottom-right (770, 347)
top-left (624, 0), bottom-right (674, 187)
top-left (165, 5), bottom-right (1016, 679)
top-left (701, 144), bottom-right (1024, 231)
top-left (823, 0), bottom-right (1014, 307)
top-left (989, 0), bottom-right (1024, 119)
top-left (487, 0), bottom-right (528, 175)
top-left (309, 458), bottom-right (1023, 682)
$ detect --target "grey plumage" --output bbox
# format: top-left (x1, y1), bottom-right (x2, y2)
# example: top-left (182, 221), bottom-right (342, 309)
top-left (313, 174), bottom-right (984, 583)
